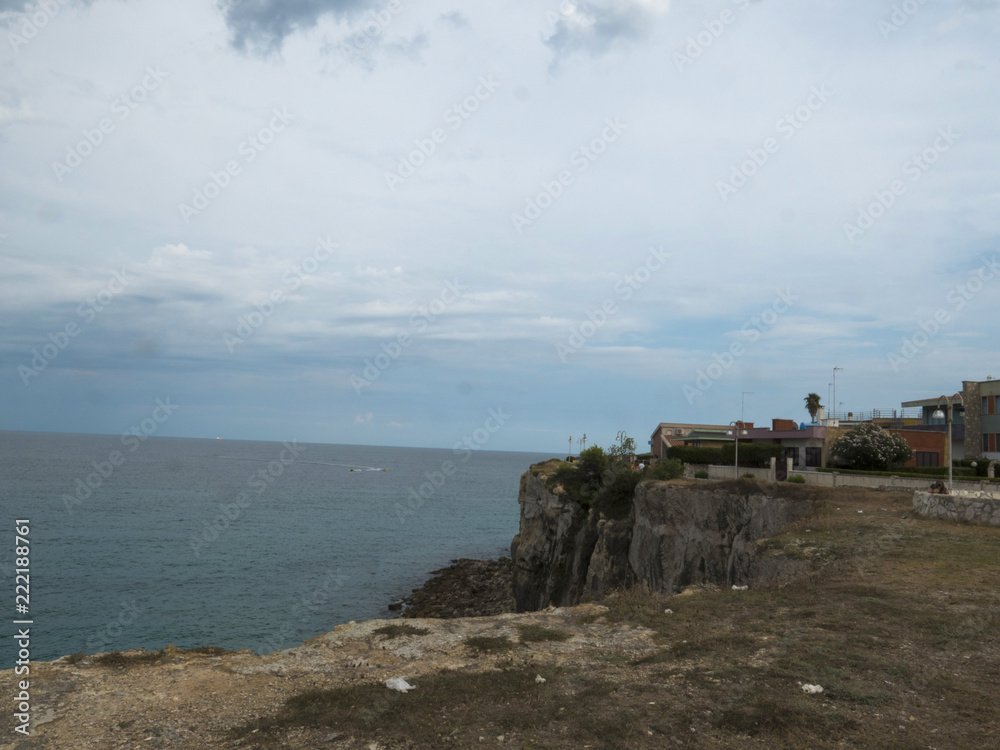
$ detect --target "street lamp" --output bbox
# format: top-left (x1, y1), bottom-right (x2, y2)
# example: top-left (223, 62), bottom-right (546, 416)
top-left (727, 420), bottom-right (748, 479)
top-left (931, 393), bottom-right (964, 490)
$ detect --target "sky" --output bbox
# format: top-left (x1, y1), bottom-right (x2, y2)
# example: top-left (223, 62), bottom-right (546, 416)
top-left (0, 0), bottom-right (998, 454)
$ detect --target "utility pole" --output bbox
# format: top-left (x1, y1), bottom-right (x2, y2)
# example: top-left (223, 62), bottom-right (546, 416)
top-left (833, 367), bottom-right (843, 421)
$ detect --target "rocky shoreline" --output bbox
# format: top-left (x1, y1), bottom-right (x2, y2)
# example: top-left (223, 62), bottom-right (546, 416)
top-left (392, 557), bottom-right (515, 619)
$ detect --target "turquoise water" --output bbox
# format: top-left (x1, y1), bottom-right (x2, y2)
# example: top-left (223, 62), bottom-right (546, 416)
top-left (0, 431), bottom-right (552, 662)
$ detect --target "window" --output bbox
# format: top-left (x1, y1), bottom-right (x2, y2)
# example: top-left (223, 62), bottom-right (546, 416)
top-left (986, 434), bottom-right (992, 452)
top-left (991, 434), bottom-right (998, 453)
top-left (805, 447), bottom-right (822, 467)
top-left (990, 396), bottom-right (997, 416)
top-left (915, 451), bottom-right (939, 468)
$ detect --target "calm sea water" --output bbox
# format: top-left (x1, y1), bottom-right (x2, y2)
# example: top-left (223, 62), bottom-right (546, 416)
top-left (0, 431), bottom-right (553, 662)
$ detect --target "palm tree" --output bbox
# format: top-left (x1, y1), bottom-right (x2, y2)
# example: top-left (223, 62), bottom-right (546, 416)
top-left (804, 393), bottom-right (823, 422)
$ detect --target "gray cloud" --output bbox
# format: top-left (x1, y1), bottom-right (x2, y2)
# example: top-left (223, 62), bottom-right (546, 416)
top-left (544, 0), bottom-right (668, 68)
top-left (439, 11), bottom-right (469, 29)
top-left (221, 0), bottom-right (376, 54)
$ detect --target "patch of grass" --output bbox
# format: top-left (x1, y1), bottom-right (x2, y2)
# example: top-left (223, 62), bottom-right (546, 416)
top-left (517, 624), bottom-right (571, 642)
top-left (694, 470), bottom-right (709, 479)
top-left (715, 695), bottom-right (823, 736)
top-left (464, 635), bottom-right (514, 654)
top-left (372, 623), bottom-right (430, 639)
top-left (786, 474), bottom-right (806, 483)
top-left (93, 649), bottom-right (168, 669)
top-left (230, 668), bottom-right (550, 744)
top-left (65, 651), bottom-right (87, 665)
top-left (117, 720), bottom-right (135, 729)
top-left (178, 646), bottom-right (234, 656)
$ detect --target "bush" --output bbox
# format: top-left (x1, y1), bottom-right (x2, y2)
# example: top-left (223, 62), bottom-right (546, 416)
top-left (646, 458), bottom-right (683, 481)
top-left (786, 474), bottom-right (806, 484)
top-left (721, 442), bottom-right (785, 468)
top-left (666, 445), bottom-right (722, 465)
top-left (694, 470), bottom-right (709, 479)
top-left (741, 472), bottom-right (756, 479)
top-left (830, 423), bottom-right (911, 470)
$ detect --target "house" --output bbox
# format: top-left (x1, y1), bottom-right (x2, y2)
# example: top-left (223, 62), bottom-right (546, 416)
top-left (961, 378), bottom-right (1000, 460)
top-left (649, 422), bottom-right (753, 458)
top-left (741, 419), bottom-right (827, 469)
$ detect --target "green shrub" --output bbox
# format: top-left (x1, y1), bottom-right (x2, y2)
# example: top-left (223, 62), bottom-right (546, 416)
top-left (646, 458), bottom-right (683, 481)
top-left (786, 474), bottom-right (806, 484)
top-left (721, 442), bottom-right (785, 468)
top-left (741, 472), bottom-right (756, 479)
top-left (694, 470), bottom-right (709, 479)
top-left (666, 445), bottom-right (722, 464)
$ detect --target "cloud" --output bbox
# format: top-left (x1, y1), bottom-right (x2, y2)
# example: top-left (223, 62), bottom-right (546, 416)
top-left (439, 11), bottom-right (469, 29)
top-left (544, 0), bottom-right (670, 68)
top-left (354, 412), bottom-right (373, 423)
top-left (221, 0), bottom-right (376, 54)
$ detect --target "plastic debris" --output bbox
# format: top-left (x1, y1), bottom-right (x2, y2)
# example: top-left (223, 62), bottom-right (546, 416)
top-left (535, 675), bottom-right (546, 684)
top-left (732, 585), bottom-right (748, 591)
top-left (664, 609), bottom-right (674, 614)
top-left (801, 684), bottom-right (823, 694)
top-left (385, 677), bottom-right (416, 692)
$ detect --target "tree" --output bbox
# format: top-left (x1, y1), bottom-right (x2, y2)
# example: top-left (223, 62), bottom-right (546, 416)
top-left (830, 423), bottom-right (912, 471)
top-left (804, 393), bottom-right (823, 422)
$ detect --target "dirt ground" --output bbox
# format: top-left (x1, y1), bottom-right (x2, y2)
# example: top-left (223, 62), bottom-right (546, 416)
top-left (2, 485), bottom-right (998, 749)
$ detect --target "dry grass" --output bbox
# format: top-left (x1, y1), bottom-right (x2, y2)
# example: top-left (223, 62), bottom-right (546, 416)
top-left (230, 486), bottom-right (1000, 749)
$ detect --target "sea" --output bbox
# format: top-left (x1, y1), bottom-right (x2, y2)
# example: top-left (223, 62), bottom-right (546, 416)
top-left (0, 431), bottom-right (554, 663)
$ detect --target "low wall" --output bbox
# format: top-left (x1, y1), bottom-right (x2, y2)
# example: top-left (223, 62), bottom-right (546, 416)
top-left (685, 465), bottom-right (998, 493)
top-left (913, 490), bottom-right (1000, 526)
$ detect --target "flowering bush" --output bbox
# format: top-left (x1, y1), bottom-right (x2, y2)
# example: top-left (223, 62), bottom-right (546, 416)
top-left (830, 423), bottom-right (912, 471)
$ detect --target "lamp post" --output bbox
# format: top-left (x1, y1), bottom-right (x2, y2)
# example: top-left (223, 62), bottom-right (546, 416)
top-left (728, 420), bottom-right (747, 479)
top-left (931, 393), bottom-right (964, 490)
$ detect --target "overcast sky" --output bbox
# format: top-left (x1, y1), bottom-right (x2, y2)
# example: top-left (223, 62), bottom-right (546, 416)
top-left (1, 0), bottom-right (997, 453)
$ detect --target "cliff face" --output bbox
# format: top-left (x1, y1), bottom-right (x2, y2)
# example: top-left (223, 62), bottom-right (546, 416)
top-left (509, 461), bottom-right (633, 611)
top-left (511, 464), bottom-right (819, 611)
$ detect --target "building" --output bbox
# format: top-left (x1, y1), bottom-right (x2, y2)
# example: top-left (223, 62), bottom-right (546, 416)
top-left (961, 378), bottom-right (1000, 460)
top-left (741, 419), bottom-right (828, 469)
top-left (902, 377), bottom-right (1000, 461)
top-left (649, 422), bottom-right (753, 458)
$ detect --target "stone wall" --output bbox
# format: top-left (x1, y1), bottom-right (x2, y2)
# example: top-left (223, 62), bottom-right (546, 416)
top-left (912, 490), bottom-right (1000, 526)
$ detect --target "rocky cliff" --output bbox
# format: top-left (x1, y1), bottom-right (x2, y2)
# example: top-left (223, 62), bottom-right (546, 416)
top-left (511, 462), bottom-right (819, 611)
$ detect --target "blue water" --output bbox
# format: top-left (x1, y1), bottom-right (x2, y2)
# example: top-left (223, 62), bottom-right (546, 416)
top-left (0, 431), bottom-right (553, 662)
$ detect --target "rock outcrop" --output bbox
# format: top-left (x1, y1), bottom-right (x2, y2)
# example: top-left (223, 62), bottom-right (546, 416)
top-left (511, 463), bottom-right (820, 611)
top-left (509, 461), bottom-right (634, 611)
